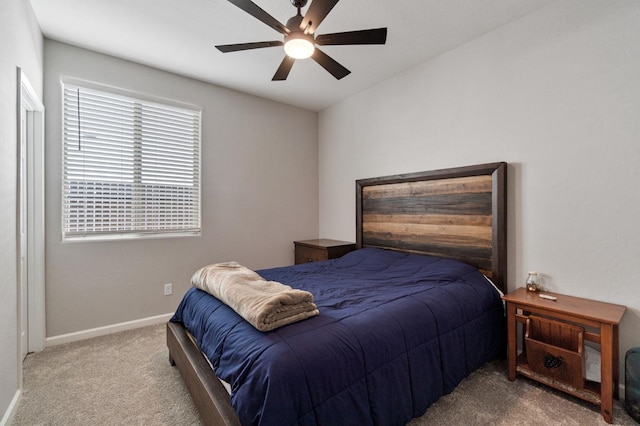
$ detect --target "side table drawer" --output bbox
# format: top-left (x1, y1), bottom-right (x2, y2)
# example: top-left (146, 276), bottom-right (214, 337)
top-left (294, 239), bottom-right (356, 265)
top-left (295, 245), bottom-right (328, 264)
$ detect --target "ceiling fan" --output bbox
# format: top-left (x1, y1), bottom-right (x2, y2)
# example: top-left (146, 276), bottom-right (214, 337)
top-left (215, 0), bottom-right (387, 81)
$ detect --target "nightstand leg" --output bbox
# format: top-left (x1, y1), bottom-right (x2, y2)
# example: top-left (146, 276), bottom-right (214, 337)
top-left (613, 325), bottom-right (620, 400)
top-left (600, 323), bottom-right (614, 424)
top-left (506, 302), bottom-right (517, 381)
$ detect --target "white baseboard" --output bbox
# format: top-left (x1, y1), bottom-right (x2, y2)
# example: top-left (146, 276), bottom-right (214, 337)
top-left (45, 313), bottom-right (174, 347)
top-left (0, 389), bottom-right (21, 426)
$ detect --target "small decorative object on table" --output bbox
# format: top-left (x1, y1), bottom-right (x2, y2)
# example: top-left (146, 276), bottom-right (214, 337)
top-left (626, 347), bottom-right (640, 422)
top-left (526, 271), bottom-right (539, 292)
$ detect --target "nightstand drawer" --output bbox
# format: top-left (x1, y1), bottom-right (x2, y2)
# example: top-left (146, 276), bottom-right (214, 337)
top-left (295, 245), bottom-right (328, 264)
top-left (294, 239), bottom-right (356, 264)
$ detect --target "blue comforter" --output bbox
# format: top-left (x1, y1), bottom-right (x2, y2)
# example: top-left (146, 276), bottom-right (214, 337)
top-left (171, 248), bottom-right (505, 425)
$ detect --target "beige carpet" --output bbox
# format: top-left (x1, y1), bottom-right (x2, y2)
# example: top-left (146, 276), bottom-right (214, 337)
top-left (12, 324), bottom-right (201, 425)
top-left (11, 324), bottom-right (637, 425)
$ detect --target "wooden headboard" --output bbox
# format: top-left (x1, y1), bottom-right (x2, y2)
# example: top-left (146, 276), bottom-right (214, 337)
top-left (356, 162), bottom-right (507, 293)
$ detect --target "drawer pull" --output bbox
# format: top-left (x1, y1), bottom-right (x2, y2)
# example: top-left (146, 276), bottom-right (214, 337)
top-left (306, 258), bottom-right (313, 263)
top-left (543, 354), bottom-right (563, 369)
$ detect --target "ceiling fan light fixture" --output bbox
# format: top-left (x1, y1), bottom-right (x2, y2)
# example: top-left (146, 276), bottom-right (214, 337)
top-left (217, 0), bottom-right (387, 80)
top-left (284, 33), bottom-right (315, 59)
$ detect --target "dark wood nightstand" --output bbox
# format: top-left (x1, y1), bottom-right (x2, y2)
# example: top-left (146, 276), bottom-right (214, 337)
top-left (503, 288), bottom-right (626, 424)
top-left (294, 239), bottom-right (356, 264)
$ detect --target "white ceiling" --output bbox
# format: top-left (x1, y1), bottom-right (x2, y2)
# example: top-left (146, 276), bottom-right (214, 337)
top-left (30, 0), bottom-right (555, 111)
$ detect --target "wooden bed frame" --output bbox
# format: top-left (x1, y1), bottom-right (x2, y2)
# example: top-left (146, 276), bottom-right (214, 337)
top-left (167, 162), bottom-right (507, 425)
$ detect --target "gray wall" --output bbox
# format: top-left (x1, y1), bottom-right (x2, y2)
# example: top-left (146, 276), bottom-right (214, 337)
top-left (319, 0), bottom-right (640, 376)
top-left (0, 0), bottom-right (43, 419)
top-left (44, 41), bottom-right (318, 337)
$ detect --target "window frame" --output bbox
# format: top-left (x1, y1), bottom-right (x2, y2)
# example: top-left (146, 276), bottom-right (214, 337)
top-left (60, 78), bottom-right (202, 242)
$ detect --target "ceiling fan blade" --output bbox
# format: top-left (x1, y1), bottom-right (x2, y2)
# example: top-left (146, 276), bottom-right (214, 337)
top-left (315, 28), bottom-right (387, 46)
top-left (272, 56), bottom-right (296, 81)
top-left (311, 48), bottom-right (350, 80)
top-left (227, 0), bottom-right (290, 35)
top-left (216, 41), bottom-right (283, 53)
top-left (301, 0), bottom-right (339, 34)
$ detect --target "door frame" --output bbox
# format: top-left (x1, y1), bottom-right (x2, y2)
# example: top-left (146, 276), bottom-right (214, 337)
top-left (17, 68), bottom-right (45, 359)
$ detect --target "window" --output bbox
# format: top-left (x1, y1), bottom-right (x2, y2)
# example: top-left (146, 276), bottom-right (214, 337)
top-left (62, 82), bottom-right (201, 240)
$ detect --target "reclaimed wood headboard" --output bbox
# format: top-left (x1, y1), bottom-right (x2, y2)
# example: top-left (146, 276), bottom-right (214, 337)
top-left (356, 162), bottom-right (507, 293)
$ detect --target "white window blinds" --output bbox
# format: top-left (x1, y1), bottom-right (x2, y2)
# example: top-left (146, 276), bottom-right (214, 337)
top-left (62, 83), bottom-right (201, 240)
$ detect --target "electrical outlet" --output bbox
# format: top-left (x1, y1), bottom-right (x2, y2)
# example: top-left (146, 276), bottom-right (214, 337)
top-left (164, 283), bottom-right (173, 296)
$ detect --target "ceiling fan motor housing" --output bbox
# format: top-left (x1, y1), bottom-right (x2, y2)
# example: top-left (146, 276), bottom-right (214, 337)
top-left (286, 14), bottom-right (306, 34)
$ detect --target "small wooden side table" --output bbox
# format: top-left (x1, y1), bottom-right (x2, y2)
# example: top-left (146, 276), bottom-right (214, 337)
top-left (294, 239), bottom-right (356, 264)
top-left (503, 288), bottom-right (626, 424)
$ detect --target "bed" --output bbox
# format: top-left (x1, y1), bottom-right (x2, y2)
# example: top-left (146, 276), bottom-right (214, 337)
top-left (167, 162), bottom-right (507, 425)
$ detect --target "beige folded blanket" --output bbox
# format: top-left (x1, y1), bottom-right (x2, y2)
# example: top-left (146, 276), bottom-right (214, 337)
top-left (191, 262), bottom-right (319, 332)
